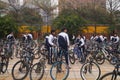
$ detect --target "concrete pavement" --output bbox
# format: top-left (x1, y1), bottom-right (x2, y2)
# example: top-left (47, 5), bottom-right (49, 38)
top-left (0, 57), bottom-right (114, 80)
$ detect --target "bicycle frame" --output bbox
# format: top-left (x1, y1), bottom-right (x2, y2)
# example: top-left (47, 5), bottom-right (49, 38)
top-left (111, 64), bottom-right (120, 79)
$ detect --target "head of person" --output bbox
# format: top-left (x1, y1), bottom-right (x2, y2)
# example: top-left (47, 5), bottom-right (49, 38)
top-left (51, 30), bottom-right (56, 36)
top-left (61, 27), bottom-right (67, 33)
top-left (10, 32), bottom-right (13, 34)
top-left (92, 34), bottom-right (96, 37)
top-left (76, 34), bottom-right (80, 38)
top-left (80, 34), bottom-right (84, 38)
top-left (9, 32), bottom-right (14, 36)
top-left (114, 33), bottom-right (117, 37)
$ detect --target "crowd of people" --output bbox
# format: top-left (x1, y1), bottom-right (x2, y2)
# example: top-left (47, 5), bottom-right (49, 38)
top-left (5, 29), bottom-right (120, 69)
top-left (7, 32), bottom-right (33, 43)
top-left (44, 28), bottom-right (120, 68)
top-left (6, 32), bottom-right (33, 59)
top-left (45, 28), bottom-right (71, 68)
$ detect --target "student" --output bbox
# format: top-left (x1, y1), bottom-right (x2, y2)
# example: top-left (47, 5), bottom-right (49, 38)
top-left (6, 32), bottom-right (16, 59)
top-left (110, 33), bottom-right (119, 43)
top-left (58, 28), bottom-right (70, 69)
top-left (7, 32), bottom-right (15, 42)
top-left (46, 30), bottom-right (56, 64)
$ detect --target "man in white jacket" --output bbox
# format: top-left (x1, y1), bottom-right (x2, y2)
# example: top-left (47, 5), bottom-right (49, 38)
top-left (58, 28), bottom-right (70, 69)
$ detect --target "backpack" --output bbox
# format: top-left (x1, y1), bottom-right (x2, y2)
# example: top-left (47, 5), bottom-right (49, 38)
top-left (58, 35), bottom-right (67, 48)
top-left (112, 38), bottom-right (117, 42)
top-left (96, 37), bottom-right (102, 43)
top-left (7, 36), bottom-right (14, 42)
top-left (45, 37), bottom-right (52, 47)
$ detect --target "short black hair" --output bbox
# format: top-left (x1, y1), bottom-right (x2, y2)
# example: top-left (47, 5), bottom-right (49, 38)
top-left (61, 27), bottom-right (67, 32)
top-left (51, 30), bottom-right (55, 34)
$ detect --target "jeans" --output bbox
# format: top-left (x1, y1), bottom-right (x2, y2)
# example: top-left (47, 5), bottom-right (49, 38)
top-left (73, 46), bottom-right (81, 58)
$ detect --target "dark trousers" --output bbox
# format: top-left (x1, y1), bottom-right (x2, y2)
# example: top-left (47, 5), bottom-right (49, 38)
top-left (46, 46), bottom-right (52, 64)
top-left (64, 51), bottom-right (69, 65)
top-left (79, 46), bottom-right (85, 62)
top-left (58, 47), bottom-right (69, 65)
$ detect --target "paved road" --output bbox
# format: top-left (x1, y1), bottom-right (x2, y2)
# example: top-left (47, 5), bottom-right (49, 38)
top-left (0, 57), bottom-right (114, 80)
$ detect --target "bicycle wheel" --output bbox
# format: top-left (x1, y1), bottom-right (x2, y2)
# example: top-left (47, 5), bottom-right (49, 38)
top-left (69, 52), bottom-right (75, 64)
top-left (50, 61), bottom-right (69, 80)
top-left (109, 56), bottom-right (118, 65)
top-left (99, 72), bottom-right (120, 80)
top-left (31, 41), bottom-right (37, 49)
top-left (33, 49), bottom-right (41, 59)
top-left (1, 58), bottom-right (9, 73)
top-left (1, 63), bottom-right (7, 74)
top-left (80, 62), bottom-right (101, 80)
top-left (95, 51), bottom-right (105, 65)
top-left (30, 63), bottom-right (44, 80)
top-left (12, 60), bottom-right (29, 80)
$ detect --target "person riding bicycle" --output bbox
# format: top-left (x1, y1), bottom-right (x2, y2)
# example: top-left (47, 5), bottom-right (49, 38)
top-left (58, 28), bottom-right (71, 69)
top-left (46, 30), bottom-right (56, 64)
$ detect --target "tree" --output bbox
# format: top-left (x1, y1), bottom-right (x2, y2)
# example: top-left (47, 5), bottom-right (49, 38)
top-left (8, 0), bottom-right (27, 12)
top-left (114, 10), bottom-right (120, 24)
top-left (8, 0), bottom-right (28, 25)
top-left (52, 9), bottom-right (87, 35)
top-left (106, 0), bottom-right (120, 24)
top-left (32, 0), bottom-right (58, 32)
top-left (106, 0), bottom-right (120, 33)
top-left (0, 16), bottom-right (18, 38)
top-left (20, 7), bottom-right (43, 27)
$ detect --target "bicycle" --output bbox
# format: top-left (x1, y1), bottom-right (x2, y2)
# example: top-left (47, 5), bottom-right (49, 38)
top-left (11, 46), bottom-right (34, 80)
top-left (80, 51), bottom-right (101, 80)
top-left (50, 48), bottom-right (69, 80)
top-left (69, 48), bottom-right (75, 64)
top-left (99, 62), bottom-right (120, 80)
top-left (95, 42), bottom-right (120, 65)
top-left (29, 52), bottom-right (47, 80)
top-left (0, 54), bottom-right (9, 74)
top-left (0, 40), bottom-right (11, 74)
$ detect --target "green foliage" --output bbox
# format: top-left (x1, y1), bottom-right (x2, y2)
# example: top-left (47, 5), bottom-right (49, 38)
top-left (114, 10), bottom-right (120, 24)
top-left (0, 16), bottom-right (18, 38)
top-left (79, 7), bottom-right (110, 24)
top-left (21, 7), bottom-right (43, 26)
top-left (52, 9), bottom-right (87, 34)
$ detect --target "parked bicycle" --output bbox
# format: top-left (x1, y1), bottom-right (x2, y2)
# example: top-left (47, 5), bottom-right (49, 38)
top-left (0, 40), bottom-right (11, 74)
top-left (99, 62), bottom-right (120, 80)
top-left (80, 50), bottom-right (101, 80)
top-left (0, 54), bottom-right (9, 74)
top-left (29, 52), bottom-right (47, 80)
top-left (12, 46), bottom-right (34, 80)
top-left (50, 48), bottom-right (69, 80)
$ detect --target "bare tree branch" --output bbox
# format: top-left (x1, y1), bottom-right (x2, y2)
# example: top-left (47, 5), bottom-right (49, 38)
top-left (106, 0), bottom-right (120, 12)
top-left (8, 0), bottom-right (28, 11)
